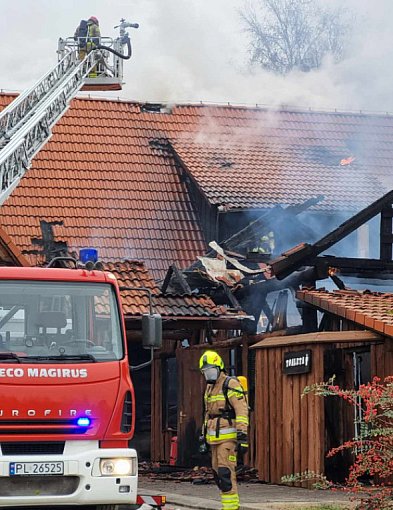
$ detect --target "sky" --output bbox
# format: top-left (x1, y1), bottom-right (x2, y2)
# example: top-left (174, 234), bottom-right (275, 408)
top-left (1, 0), bottom-right (393, 112)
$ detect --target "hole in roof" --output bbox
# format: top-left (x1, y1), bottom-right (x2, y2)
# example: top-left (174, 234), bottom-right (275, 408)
top-left (208, 154), bottom-right (234, 169)
top-left (303, 146), bottom-right (340, 166)
top-left (140, 103), bottom-right (172, 114)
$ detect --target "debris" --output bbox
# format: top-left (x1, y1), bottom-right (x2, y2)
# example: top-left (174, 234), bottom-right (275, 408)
top-left (138, 462), bottom-right (260, 484)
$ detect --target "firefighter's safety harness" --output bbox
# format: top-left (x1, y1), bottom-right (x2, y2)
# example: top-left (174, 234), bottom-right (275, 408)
top-left (203, 376), bottom-right (247, 439)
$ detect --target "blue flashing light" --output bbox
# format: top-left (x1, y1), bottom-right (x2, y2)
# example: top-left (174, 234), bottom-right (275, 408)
top-left (79, 248), bottom-right (98, 264)
top-left (77, 417), bottom-right (91, 427)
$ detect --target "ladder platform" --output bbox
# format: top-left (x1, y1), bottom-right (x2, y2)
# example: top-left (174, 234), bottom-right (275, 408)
top-left (82, 77), bottom-right (123, 91)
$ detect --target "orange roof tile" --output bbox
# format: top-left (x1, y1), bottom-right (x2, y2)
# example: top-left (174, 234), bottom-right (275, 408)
top-left (1, 95), bottom-right (392, 278)
top-left (103, 260), bottom-right (240, 318)
top-left (297, 288), bottom-right (393, 338)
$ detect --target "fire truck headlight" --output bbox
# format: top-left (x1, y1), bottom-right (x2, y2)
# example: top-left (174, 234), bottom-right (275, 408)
top-left (99, 458), bottom-right (136, 476)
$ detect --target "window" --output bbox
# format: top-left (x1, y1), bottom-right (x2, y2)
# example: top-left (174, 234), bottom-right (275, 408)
top-left (0, 281), bottom-right (123, 361)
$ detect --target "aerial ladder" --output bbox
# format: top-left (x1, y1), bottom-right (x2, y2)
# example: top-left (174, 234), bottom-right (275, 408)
top-left (0, 19), bottom-right (138, 206)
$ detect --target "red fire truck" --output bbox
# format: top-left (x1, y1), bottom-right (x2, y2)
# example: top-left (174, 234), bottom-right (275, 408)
top-left (0, 254), bottom-right (163, 509)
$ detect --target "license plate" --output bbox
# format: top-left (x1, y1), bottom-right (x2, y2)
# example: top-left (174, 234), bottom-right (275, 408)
top-left (9, 461), bottom-right (64, 476)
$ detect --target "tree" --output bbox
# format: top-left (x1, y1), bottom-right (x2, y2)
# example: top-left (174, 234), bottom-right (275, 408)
top-left (240, 0), bottom-right (351, 74)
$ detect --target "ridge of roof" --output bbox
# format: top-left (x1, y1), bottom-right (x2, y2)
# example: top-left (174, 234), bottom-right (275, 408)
top-left (2, 91), bottom-right (393, 119)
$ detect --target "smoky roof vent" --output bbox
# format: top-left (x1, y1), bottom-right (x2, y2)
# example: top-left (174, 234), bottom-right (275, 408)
top-left (140, 103), bottom-right (172, 114)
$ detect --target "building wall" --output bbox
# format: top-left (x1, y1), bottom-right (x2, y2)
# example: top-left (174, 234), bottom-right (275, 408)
top-left (254, 336), bottom-right (392, 485)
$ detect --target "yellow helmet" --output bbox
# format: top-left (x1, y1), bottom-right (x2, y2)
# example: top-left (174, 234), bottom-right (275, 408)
top-left (199, 350), bottom-right (224, 371)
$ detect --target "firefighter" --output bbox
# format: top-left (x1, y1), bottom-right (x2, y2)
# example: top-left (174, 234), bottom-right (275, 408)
top-left (74, 16), bottom-right (101, 77)
top-left (199, 350), bottom-right (249, 510)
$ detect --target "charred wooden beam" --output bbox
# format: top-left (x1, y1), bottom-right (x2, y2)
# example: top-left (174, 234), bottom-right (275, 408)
top-left (314, 190), bottom-right (393, 253)
top-left (222, 195), bottom-right (324, 252)
top-left (217, 282), bottom-right (243, 311)
top-left (329, 273), bottom-right (346, 290)
top-left (270, 243), bottom-right (315, 279)
top-left (271, 190), bottom-right (393, 280)
top-left (235, 266), bottom-right (318, 300)
top-left (271, 290), bottom-right (288, 331)
top-left (315, 256), bottom-right (393, 279)
top-left (380, 205), bottom-right (393, 262)
top-left (161, 264), bottom-right (192, 294)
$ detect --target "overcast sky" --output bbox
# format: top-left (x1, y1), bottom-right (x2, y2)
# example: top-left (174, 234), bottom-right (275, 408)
top-left (1, 0), bottom-right (393, 112)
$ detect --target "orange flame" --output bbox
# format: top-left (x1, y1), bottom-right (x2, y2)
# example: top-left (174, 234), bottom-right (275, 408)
top-left (328, 267), bottom-right (338, 276)
top-left (340, 156), bottom-right (356, 166)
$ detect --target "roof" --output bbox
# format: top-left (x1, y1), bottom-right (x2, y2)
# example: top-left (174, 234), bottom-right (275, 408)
top-left (251, 330), bottom-right (382, 349)
top-left (0, 95), bottom-right (207, 279)
top-left (0, 226), bottom-right (30, 267)
top-left (1, 95), bottom-right (393, 278)
top-left (103, 260), bottom-right (243, 319)
top-left (297, 288), bottom-right (393, 338)
top-left (170, 107), bottom-right (392, 212)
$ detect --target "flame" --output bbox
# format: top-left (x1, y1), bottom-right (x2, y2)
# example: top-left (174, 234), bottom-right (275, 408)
top-left (340, 156), bottom-right (356, 166)
top-left (328, 267), bottom-right (338, 276)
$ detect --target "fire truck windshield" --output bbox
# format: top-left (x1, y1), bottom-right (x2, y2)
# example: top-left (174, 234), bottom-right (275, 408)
top-left (0, 281), bottom-right (123, 361)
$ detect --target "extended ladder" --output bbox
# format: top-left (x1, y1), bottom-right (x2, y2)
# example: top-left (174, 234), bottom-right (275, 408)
top-left (0, 20), bottom-right (137, 206)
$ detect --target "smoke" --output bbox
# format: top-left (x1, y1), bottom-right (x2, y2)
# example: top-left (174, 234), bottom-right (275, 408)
top-left (122, 0), bottom-right (393, 112)
top-left (1, 0), bottom-right (393, 112)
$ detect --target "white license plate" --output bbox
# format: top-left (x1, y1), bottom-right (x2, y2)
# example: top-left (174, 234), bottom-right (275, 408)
top-left (9, 461), bottom-right (64, 476)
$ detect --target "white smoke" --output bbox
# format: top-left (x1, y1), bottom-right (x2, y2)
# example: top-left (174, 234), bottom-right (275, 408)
top-left (1, 0), bottom-right (393, 112)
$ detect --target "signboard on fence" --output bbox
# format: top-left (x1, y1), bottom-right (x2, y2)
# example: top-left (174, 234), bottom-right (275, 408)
top-left (283, 350), bottom-right (312, 375)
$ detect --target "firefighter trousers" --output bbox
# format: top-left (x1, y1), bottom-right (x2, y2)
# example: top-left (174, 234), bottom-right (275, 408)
top-left (78, 44), bottom-right (98, 77)
top-left (211, 441), bottom-right (239, 510)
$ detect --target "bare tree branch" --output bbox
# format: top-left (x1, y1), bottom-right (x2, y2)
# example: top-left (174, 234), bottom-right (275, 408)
top-left (241, 0), bottom-right (352, 74)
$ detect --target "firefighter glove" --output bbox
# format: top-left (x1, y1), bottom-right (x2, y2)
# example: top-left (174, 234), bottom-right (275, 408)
top-left (236, 431), bottom-right (249, 455)
top-left (198, 435), bottom-right (209, 455)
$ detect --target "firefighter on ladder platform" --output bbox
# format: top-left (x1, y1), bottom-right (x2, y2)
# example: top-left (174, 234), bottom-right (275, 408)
top-left (74, 16), bottom-right (101, 76)
top-left (199, 351), bottom-right (249, 510)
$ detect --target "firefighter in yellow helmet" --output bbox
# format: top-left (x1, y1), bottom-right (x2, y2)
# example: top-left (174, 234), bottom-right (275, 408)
top-left (199, 350), bottom-right (249, 510)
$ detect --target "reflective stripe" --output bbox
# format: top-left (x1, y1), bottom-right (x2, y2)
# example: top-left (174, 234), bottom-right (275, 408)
top-left (227, 386), bottom-right (243, 399)
top-left (207, 427), bottom-right (236, 436)
top-left (206, 428), bottom-right (237, 443)
top-left (206, 395), bottom-right (226, 402)
top-left (236, 416), bottom-right (249, 425)
top-left (228, 454), bottom-right (237, 462)
top-left (221, 493), bottom-right (239, 510)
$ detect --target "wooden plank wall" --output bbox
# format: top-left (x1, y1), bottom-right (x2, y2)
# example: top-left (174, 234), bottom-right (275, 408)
top-left (372, 339), bottom-right (393, 379)
top-left (255, 344), bottom-right (324, 484)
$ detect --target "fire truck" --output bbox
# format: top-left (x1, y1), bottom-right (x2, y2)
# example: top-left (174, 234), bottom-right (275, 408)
top-left (0, 22), bottom-right (165, 509)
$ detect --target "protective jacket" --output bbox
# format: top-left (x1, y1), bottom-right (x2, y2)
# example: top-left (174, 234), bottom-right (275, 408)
top-left (74, 20), bottom-right (101, 48)
top-left (203, 371), bottom-right (248, 445)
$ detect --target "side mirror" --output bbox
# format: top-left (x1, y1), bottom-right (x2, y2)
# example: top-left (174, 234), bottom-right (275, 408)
top-left (142, 313), bottom-right (162, 350)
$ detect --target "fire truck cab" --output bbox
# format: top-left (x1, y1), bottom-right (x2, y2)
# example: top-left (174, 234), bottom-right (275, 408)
top-left (0, 261), bottom-right (160, 508)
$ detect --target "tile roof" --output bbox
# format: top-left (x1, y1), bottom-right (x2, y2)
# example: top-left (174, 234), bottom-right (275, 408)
top-left (0, 95), bottom-right (207, 279)
top-left (1, 95), bottom-right (393, 278)
top-left (297, 288), bottom-right (393, 338)
top-left (103, 260), bottom-right (240, 318)
top-left (171, 108), bottom-right (392, 212)
top-left (0, 226), bottom-right (30, 267)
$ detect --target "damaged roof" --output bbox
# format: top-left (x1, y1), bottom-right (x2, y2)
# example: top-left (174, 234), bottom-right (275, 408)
top-left (0, 95), bottom-right (207, 279)
top-left (1, 94), bottom-right (393, 277)
top-left (104, 260), bottom-right (242, 318)
top-left (297, 288), bottom-right (393, 338)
